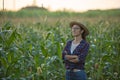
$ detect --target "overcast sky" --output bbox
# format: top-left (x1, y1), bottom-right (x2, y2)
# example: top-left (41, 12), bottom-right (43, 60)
top-left (0, 0), bottom-right (120, 12)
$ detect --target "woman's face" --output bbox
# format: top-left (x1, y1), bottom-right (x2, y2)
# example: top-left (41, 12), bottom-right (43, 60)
top-left (71, 25), bottom-right (83, 37)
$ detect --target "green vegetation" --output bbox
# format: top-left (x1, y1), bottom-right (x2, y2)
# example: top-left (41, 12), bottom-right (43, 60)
top-left (0, 9), bottom-right (120, 80)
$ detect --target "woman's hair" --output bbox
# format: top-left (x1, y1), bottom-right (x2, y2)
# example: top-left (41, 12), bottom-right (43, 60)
top-left (80, 27), bottom-right (86, 41)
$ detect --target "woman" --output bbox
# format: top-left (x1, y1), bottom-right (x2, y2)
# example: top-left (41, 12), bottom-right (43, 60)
top-left (62, 21), bottom-right (90, 80)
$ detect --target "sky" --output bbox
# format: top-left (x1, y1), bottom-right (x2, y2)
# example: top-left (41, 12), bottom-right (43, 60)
top-left (0, 0), bottom-right (120, 12)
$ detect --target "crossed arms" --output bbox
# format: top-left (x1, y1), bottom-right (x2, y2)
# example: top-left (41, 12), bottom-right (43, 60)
top-left (65, 55), bottom-right (79, 63)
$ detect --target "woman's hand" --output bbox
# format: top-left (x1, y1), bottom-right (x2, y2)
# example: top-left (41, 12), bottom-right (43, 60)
top-left (69, 58), bottom-right (79, 63)
top-left (65, 55), bottom-right (79, 63)
top-left (65, 55), bottom-right (77, 60)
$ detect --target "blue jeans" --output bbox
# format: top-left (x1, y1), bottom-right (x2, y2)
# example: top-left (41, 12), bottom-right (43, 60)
top-left (66, 70), bottom-right (87, 80)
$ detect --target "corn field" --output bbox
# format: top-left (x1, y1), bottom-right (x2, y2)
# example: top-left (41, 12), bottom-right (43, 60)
top-left (0, 9), bottom-right (120, 80)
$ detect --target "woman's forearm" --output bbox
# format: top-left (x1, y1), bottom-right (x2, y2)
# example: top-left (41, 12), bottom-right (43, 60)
top-left (65, 55), bottom-right (78, 60)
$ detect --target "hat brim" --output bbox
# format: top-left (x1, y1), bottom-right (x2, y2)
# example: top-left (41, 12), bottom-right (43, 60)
top-left (70, 21), bottom-right (89, 36)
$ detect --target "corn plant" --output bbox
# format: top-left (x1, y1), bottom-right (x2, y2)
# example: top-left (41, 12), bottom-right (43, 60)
top-left (0, 10), bottom-right (120, 80)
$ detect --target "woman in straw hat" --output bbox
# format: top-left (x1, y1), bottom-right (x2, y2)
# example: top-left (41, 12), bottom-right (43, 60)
top-left (62, 21), bottom-right (89, 80)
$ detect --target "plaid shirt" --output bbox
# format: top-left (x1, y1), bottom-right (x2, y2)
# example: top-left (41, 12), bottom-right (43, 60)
top-left (62, 39), bottom-right (89, 70)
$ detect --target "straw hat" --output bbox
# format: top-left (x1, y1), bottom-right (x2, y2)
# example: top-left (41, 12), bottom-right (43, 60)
top-left (70, 21), bottom-right (89, 36)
